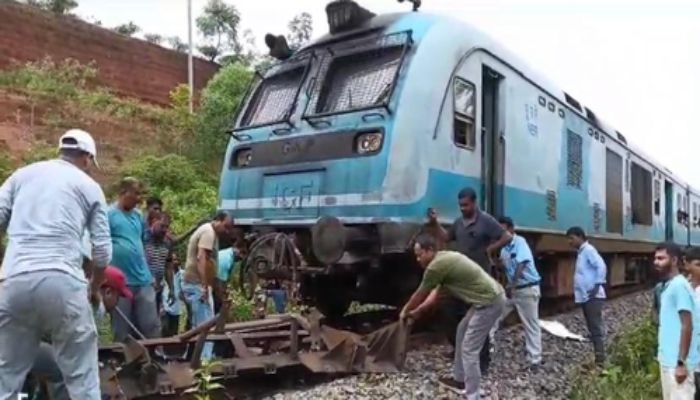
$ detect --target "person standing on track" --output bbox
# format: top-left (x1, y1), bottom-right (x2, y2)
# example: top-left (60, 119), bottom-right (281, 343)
top-left (183, 211), bottom-right (235, 361)
top-left (401, 235), bottom-right (506, 399)
top-left (654, 242), bottom-right (699, 399)
top-left (432, 188), bottom-right (512, 373)
top-left (566, 226), bottom-right (607, 366)
top-left (109, 177), bottom-right (161, 341)
top-left (490, 216), bottom-right (542, 369)
top-left (0, 129), bottom-right (112, 400)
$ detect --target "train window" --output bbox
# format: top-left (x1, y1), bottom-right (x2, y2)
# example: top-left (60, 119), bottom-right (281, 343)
top-left (240, 66), bottom-right (306, 127)
top-left (625, 158), bottom-right (630, 192)
top-left (453, 79), bottom-right (476, 149)
top-left (566, 130), bottom-right (583, 189)
top-left (677, 194), bottom-right (682, 212)
top-left (315, 46), bottom-right (404, 114)
top-left (653, 179), bottom-right (661, 215)
top-left (564, 92), bottom-right (583, 112)
top-left (630, 162), bottom-right (652, 225)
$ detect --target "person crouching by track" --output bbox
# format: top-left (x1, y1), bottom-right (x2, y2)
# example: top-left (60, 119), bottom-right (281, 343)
top-left (490, 216), bottom-right (542, 370)
top-left (654, 242), bottom-right (699, 400)
top-left (400, 235), bottom-right (506, 399)
top-left (183, 212), bottom-right (235, 361)
top-left (23, 266), bottom-right (133, 400)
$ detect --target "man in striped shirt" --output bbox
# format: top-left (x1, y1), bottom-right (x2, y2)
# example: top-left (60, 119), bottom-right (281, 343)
top-left (145, 212), bottom-right (173, 314)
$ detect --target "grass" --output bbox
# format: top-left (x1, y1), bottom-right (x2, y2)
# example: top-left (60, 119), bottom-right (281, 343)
top-left (570, 316), bottom-right (660, 399)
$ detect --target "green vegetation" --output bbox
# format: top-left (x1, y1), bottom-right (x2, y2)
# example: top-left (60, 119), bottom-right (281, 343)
top-left (570, 316), bottom-right (660, 400)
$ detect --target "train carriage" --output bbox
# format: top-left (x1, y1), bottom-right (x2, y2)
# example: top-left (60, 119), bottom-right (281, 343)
top-left (219, 0), bottom-right (697, 317)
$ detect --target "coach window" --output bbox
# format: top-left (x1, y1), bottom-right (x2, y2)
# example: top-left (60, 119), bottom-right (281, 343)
top-left (653, 179), bottom-right (661, 215)
top-left (630, 162), bottom-right (652, 225)
top-left (453, 78), bottom-right (476, 150)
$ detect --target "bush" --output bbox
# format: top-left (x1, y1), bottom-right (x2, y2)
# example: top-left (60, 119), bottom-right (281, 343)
top-left (570, 317), bottom-right (660, 399)
top-left (0, 57), bottom-right (97, 99)
top-left (192, 63), bottom-right (252, 169)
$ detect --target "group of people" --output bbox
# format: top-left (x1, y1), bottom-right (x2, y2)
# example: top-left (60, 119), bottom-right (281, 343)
top-left (401, 188), bottom-right (608, 400)
top-left (652, 242), bottom-right (700, 400)
top-left (0, 129), bottom-right (240, 399)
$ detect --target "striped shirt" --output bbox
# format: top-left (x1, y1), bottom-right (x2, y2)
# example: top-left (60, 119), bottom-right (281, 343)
top-left (144, 239), bottom-right (171, 286)
top-left (0, 159), bottom-right (111, 283)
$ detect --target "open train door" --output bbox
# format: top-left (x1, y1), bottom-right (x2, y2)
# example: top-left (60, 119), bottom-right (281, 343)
top-left (480, 65), bottom-right (505, 216)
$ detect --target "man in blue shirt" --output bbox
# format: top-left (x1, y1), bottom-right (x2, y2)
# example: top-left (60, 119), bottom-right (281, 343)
top-left (109, 177), bottom-right (161, 341)
top-left (566, 226), bottom-right (607, 366)
top-left (491, 217), bottom-right (542, 368)
top-left (655, 242), bottom-right (698, 399)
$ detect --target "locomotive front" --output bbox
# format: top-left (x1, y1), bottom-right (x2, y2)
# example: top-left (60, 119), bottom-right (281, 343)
top-left (218, 1), bottom-right (437, 317)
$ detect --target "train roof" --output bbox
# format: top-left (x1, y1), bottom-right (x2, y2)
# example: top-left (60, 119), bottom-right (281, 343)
top-left (302, 6), bottom-right (693, 191)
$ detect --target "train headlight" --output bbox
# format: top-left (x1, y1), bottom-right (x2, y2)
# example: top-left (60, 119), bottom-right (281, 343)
top-left (234, 148), bottom-right (252, 167)
top-left (355, 132), bottom-right (383, 154)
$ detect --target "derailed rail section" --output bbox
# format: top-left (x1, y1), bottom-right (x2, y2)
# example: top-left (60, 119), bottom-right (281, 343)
top-left (98, 310), bottom-right (411, 399)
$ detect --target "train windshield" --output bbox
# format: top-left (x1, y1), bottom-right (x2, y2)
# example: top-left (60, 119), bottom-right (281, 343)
top-left (311, 46), bottom-right (403, 115)
top-left (236, 31), bottom-right (411, 129)
top-left (239, 61), bottom-right (309, 128)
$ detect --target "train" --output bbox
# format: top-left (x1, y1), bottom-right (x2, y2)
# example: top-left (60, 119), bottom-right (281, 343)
top-left (218, 0), bottom-right (698, 317)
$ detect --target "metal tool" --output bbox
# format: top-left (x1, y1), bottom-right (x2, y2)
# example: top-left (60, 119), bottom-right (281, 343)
top-left (114, 306), bottom-right (147, 340)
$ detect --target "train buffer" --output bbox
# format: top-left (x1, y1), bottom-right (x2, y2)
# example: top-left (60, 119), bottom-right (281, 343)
top-left (97, 309), bottom-right (412, 399)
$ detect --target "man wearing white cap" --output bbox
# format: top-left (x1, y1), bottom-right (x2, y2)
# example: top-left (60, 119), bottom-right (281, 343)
top-left (0, 129), bottom-right (112, 400)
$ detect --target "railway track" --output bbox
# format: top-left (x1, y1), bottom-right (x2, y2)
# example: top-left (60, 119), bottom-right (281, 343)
top-left (92, 282), bottom-right (651, 400)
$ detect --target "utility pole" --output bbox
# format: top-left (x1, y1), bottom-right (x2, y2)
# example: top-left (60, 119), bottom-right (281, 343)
top-left (187, 0), bottom-right (194, 113)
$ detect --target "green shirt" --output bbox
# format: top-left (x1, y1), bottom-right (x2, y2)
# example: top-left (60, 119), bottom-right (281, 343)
top-left (418, 251), bottom-right (504, 306)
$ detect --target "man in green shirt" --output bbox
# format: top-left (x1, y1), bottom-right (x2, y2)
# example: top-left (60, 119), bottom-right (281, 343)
top-left (401, 235), bottom-right (506, 399)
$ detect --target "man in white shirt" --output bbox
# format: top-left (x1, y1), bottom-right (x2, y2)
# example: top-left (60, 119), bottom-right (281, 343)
top-left (0, 129), bottom-right (112, 400)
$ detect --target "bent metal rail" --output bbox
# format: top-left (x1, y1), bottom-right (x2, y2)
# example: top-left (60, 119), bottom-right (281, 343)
top-left (96, 306), bottom-right (411, 399)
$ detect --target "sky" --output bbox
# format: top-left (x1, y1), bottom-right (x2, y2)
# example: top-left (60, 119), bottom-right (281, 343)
top-left (75, 0), bottom-right (700, 186)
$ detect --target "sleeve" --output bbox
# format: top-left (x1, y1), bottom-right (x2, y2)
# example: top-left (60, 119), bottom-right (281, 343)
top-left (674, 282), bottom-right (695, 313)
top-left (216, 250), bottom-right (232, 282)
top-left (483, 214), bottom-right (507, 241)
top-left (197, 227), bottom-right (216, 251)
top-left (587, 248), bottom-right (607, 284)
top-left (86, 184), bottom-right (112, 269)
top-left (0, 173), bottom-right (17, 230)
top-left (446, 219), bottom-right (458, 241)
top-left (514, 238), bottom-right (533, 265)
top-left (418, 263), bottom-right (447, 292)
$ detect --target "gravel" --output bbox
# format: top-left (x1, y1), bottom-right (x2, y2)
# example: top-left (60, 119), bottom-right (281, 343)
top-left (259, 290), bottom-right (652, 400)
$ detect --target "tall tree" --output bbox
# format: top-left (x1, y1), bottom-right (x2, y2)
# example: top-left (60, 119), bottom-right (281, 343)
top-left (286, 12), bottom-right (313, 50)
top-left (144, 33), bottom-right (163, 45)
top-left (196, 0), bottom-right (241, 63)
top-left (167, 36), bottom-right (188, 53)
top-left (113, 21), bottom-right (141, 37)
top-left (23, 0), bottom-right (78, 14)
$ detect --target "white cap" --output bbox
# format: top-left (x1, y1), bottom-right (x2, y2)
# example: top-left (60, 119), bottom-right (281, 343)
top-left (58, 129), bottom-right (99, 167)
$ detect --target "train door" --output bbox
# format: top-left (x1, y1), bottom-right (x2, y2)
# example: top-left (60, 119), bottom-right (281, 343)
top-left (480, 66), bottom-right (505, 216)
top-left (665, 181), bottom-right (674, 241)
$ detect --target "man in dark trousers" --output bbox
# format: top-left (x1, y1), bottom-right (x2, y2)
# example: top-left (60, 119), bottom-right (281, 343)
top-left (431, 188), bottom-right (512, 373)
top-left (566, 226), bottom-right (607, 366)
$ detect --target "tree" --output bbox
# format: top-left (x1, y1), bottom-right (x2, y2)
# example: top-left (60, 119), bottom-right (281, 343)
top-left (23, 0), bottom-right (78, 14)
top-left (196, 0), bottom-right (241, 63)
top-left (167, 36), bottom-right (188, 53)
top-left (286, 12), bottom-right (313, 50)
top-left (113, 22), bottom-right (141, 37)
top-left (144, 33), bottom-right (163, 45)
top-left (193, 63), bottom-right (252, 169)
top-left (197, 45), bottom-right (220, 62)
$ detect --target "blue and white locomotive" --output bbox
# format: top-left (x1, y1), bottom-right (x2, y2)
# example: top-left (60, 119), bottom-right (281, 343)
top-left (219, 0), bottom-right (700, 316)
